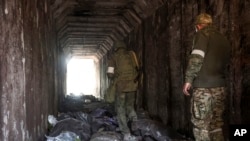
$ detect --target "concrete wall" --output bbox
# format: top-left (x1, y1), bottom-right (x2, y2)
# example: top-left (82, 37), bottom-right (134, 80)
top-left (0, 0), bottom-right (58, 140)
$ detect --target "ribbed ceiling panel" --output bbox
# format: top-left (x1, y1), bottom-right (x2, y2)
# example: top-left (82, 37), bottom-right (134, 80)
top-left (51, 0), bottom-right (166, 59)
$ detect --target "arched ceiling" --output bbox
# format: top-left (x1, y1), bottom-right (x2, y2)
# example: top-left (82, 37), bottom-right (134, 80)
top-left (51, 0), bottom-right (166, 59)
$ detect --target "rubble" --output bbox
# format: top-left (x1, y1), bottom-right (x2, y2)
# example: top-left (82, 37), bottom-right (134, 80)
top-left (45, 95), bottom-right (193, 141)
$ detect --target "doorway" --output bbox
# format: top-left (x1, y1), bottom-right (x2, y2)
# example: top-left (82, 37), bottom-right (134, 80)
top-left (66, 58), bottom-right (98, 97)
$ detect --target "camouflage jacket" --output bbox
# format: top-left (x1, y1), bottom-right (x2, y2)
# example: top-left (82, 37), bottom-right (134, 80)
top-left (107, 48), bottom-right (138, 92)
top-left (185, 25), bottom-right (231, 88)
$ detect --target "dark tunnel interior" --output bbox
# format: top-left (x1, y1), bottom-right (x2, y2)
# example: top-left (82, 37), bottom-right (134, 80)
top-left (0, 0), bottom-right (250, 140)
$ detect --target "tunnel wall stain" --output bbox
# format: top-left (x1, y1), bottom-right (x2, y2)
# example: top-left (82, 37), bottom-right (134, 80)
top-left (0, 0), bottom-right (58, 141)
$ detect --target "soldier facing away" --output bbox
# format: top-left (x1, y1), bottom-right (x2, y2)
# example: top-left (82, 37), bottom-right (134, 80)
top-left (106, 40), bottom-right (139, 141)
top-left (183, 13), bottom-right (231, 141)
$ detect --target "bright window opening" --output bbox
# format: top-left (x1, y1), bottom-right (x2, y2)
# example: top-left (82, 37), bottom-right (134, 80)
top-left (67, 58), bottom-right (97, 97)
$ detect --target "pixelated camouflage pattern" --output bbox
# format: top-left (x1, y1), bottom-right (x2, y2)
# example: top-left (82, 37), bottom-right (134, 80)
top-left (191, 87), bottom-right (226, 141)
top-left (115, 91), bottom-right (137, 133)
top-left (185, 54), bottom-right (204, 84)
top-left (108, 49), bottom-right (138, 92)
top-left (107, 48), bottom-right (138, 134)
top-left (187, 25), bottom-right (230, 88)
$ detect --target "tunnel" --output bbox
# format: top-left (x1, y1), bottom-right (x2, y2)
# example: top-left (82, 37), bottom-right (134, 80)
top-left (0, 0), bottom-right (250, 141)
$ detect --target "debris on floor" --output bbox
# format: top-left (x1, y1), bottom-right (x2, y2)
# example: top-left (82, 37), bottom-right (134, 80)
top-left (45, 95), bottom-right (193, 141)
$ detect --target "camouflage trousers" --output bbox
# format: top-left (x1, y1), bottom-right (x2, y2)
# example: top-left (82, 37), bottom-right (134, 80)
top-left (115, 91), bottom-right (137, 134)
top-left (191, 87), bottom-right (226, 141)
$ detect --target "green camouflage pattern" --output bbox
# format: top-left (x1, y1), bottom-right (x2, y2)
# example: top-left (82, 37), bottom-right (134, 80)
top-left (186, 25), bottom-right (230, 88)
top-left (115, 90), bottom-right (137, 134)
top-left (191, 87), bottom-right (226, 141)
top-left (107, 47), bottom-right (138, 134)
top-left (104, 79), bottom-right (116, 103)
top-left (108, 49), bottom-right (138, 92)
top-left (185, 54), bottom-right (204, 84)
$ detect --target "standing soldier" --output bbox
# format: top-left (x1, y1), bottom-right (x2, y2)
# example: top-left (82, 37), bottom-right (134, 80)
top-left (106, 40), bottom-right (138, 141)
top-left (183, 13), bottom-right (231, 141)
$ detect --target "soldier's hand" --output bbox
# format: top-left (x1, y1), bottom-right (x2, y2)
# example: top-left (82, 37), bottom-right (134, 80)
top-left (183, 83), bottom-right (192, 96)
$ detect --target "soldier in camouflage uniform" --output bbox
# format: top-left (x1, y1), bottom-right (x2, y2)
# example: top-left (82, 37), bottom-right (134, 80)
top-left (183, 13), bottom-right (231, 141)
top-left (107, 40), bottom-right (138, 141)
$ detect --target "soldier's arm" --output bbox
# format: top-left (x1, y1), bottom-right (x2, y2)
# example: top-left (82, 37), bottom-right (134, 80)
top-left (185, 31), bottom-right (208, 84)
top-left (185, 53), bottom-right (204, 84)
